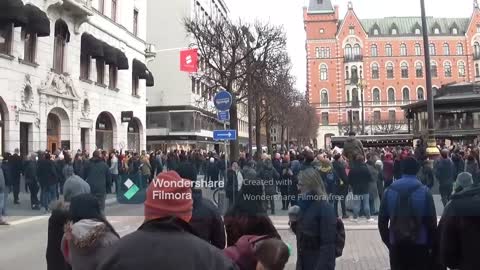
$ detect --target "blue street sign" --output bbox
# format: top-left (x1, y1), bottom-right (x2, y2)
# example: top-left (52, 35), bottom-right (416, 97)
top-left (213, 130), bottom-right (237, 141)
top-left (214, 91), bottom-right (233, 111)
top-left (217, 111), bottom-right (230, 122)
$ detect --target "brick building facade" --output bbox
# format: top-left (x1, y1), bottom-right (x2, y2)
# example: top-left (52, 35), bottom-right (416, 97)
top-left (304, 0), bottom-right (480, 148)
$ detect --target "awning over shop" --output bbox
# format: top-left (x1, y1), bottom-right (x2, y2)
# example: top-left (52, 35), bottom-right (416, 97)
top-left (0, 0), bottom-right (28, 27)
top-left (24, 4), bottom-right (50, 36)
top-left (81, 33), bottom-right (104, 58)
top-left (146, 70), bottom-right (154, 87)
top-left (103, 42), bottom-right (117, 65)
top-left (116, 48), bottom-right (129, 70)
top-left (133, 59), bottom-right (149, 79)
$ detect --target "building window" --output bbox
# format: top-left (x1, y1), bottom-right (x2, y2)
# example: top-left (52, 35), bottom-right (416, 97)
top-left (429, 43), bottom-right (436, 56)
top-left (96, 60), bottom-right (105, 84)
top-left (416, 62), bottom-right (423, 78)
top-left (320, 64), bottom-right (328, 81)
top-left (444, 61), bottom-right (452, 77)
top-left (443, 43), bottom-right (450, 55)
top-left (349, 26), bottom-right (354, 35)
top-left (417, 87), bottom-right (424, 100)
top-left (474, 42), bottom-right (480, 58)
top-left (457, 43), bottom-right (464, 55)
top-left (459, 61), bottom-right (466, 77)
top-left (373, 29), bottom-right (379, 36)
top-left (321, 112), bottom-right (329, 125)
top-left (385, 44), bottom-right (392, 57)
top-left (372, 88), bottom-right (380, 105)
top-left (321, 90), bottom-right (328, 106)
top-left (80, 54), bottom-right (91, 80)
top-left (191, 78), bottom-right (195, 93)
top-left (400, 43), bottom-right (407, 56)
top-left (387, 62), bottom-right (394, 79)
top-left (53, 20), bottom-right (70, 74)
top-left (373, 111), bottom-right (381, 123)
top-left (23, 32), bottom-right (37, 63)
top-left (109, 65), bottom-right (118, 89)
top-left (315, 47), bottom-right (320, 58)
top-left (415, 43), bottom-right (422, 56)
top-left (434, 28), bottom-right (440, 34)
top-left (402, 87), bottom-right (410, 103)
top-left (476, 63), bottom-right (480, 77)
top-left (401, 62), bottom-right (409, 78)
top-left (431, 62), bottom-right (438, 77)
top-left (352, 111), bottom-right (360, 123)
top-left (432, 87), bottom-right (439, 96)
top-left (345, 68), bottom-right (349, 79)
top-left (320, 28), bottom-right (324, 33)
top-left (388, 88), bottom-right (395, 104)
top-left (346, 89), bottom-right (350, 105)
top-left (389, 110), bottom-right (396, 122)
top-left (0, 23), bottom-right (13, 55)
top-left (452, 28), bottom-right (458, 35)
top-left (111, 0), bottom-right (117, 21)
top-left (371, 44), bottom-right (378, 57)
top-left (326, 48), bottom-right (331, 58)
top-left (344, 44), bottom-right (352, 58)
top-left (351, 66), bottom-right (358, 83)
top-left (353, 44), bottom-right (361, 56)
top-left (98, 0), bottom-right (105, 13)
top-left (372, 63), bottom-right (379, 79)
top-left (415, 28), bottom-right (421, 35)
top-left (352, 88), bottom-right (359, 107)
top-left (391, 28), bottom-right (397, 35)
top-left (133, 9), bottom-right (139, 36)
top-left (132, 74), bottom-right (139, 96)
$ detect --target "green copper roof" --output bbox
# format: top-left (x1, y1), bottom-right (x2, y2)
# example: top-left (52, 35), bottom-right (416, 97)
top-left (308, 0), bottom-right (334, 14)
top-left (360, 17), bottom-right (470, 36)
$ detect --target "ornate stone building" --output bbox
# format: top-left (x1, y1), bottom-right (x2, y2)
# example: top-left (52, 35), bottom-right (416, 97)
top-left (0, 0), bottom-right (154, 156)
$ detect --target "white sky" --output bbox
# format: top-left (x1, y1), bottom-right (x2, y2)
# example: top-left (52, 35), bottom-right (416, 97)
top-left (226, 0), bottom-right (475, 92)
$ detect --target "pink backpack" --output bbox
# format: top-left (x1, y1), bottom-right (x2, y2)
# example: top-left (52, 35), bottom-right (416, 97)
top-left (224, 235), bottom-right (272, 270)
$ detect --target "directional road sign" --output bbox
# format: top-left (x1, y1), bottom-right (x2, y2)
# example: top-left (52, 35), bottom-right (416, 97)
top-left (217, 111), bottom-right (230, 122)
top-left (213, 130), bottom-right (237, 141)
top-left (214, 91), bottom-right (233, 111)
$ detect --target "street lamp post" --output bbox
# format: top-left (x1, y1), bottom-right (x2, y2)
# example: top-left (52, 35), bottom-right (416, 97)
top-left (357, 77), bottom-right (366, 135)
top-left (420, 0), bottom-right (440, 157)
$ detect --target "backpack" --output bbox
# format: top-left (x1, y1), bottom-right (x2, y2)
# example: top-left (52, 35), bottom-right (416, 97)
top-left (389, 184), bottom-right (423, 245)
top-left (335, 218), bottom-right (346, 258)
top-left (223, 235), bottom-right (273, 270)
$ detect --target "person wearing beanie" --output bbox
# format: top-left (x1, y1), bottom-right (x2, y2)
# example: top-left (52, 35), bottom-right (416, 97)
top-left (379, 156), bottom-right (437, 270)
top-left (452, 172), bottom-right (473, 194)
top-left (97, 171), bottom-right (236, 270)
top-left (63, 166), bottom-right (90, 203)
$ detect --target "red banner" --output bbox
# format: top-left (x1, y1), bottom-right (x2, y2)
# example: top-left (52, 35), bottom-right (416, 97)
top-left (180, 48), bottom-right (198, 73)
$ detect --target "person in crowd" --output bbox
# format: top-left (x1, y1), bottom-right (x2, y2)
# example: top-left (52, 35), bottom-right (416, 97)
top-left (439, 175), bottom-right (480, 270)
top-left (85, 150), bottom-right (110, 212)
top-left (9, 148), bottom-right (22, 204)
top-left (38, 153), bottom-right (59, 212)
top-left (332, 153), bottom-right (349, 219)
top-left (317, 157), bottom-right (337, 206)
top-left (166, 152), bottom-right (178, 171)
top-left (290, 154), bottom-right (301, 206)
top-left (224, 178), bottom-right (280, 247)
top-left (464, 153), bottom-right (480, 184)
top-left (55, 151), bottom-right (66, 198)
top-left (417, 159), bottom-right (435, 189)
top-left (375, 159), bottom-right (385, 202)
top-left (73, 153), bottom-right (84, 180)
top-left (366, 156), bottom-right (380, 216)
top-left (154, 151), bottom-right (164, 175)
top-left (238, 152), bottom-right (247, 170)
top-left (140, 154), bottom-right (152, 186)
top-left (109, 153), bottom-right (119, 193)
top-left (272, 153), bottom-right (283, 179)
top-left (128, 152), bottom-right (141, 177)
top-left (393, 152), bottom-right (403, 181)
top-left (383, 152), bottom-right (395, 188)
top-left (24, 152), bottom-right (40, 210)
top-left (348, 154), bottom-right (374, 222)
top-left (176, 153), bottom-right (197, 182)
top-left (343, 132), bottom-right (365, 168)
top-left (0, 156), bottom-right (8, 225)
top-left (280, 156), bottom-right (292, 210)
top-left (218, 154), bottom-right (227, 183)
top-left (96, 170), bottom-right (236, 270)
top-left (61, 194), bottom-right (119, 270)
top-left (451, 150), bottom-right (465, 181)
top-left (189, 188), bottom-right (226, 249)
top-left (379, 156), bottom-right (437, 270)
top-left (226, 161), bottom-right (242, 207)
top-left (435, 149), bottom-right (455, 206)
top-left (208, 157), bottom-right (220, 189)
top-left (452, 172), bottom-right (474, 194)
top-left (258, 158), bottom-right (280, 215)
top-left (288, 167), bottom-right (337, 270)
top-left (63, 166), bottom-right (90, 202)
top-left (1, 153), bottom-right (11, 217)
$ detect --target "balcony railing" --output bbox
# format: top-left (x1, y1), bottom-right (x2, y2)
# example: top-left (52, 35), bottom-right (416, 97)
top-left (344, 55), bottom-right (363, 63)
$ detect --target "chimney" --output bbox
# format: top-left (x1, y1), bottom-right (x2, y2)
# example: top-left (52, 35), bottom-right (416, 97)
top-left (334, 5), bottom-right (339, 20)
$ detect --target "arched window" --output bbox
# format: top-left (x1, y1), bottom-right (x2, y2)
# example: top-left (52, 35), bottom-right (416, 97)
top-left (443, 43), bottom-right (450, 55)
top-left (431, 62), bottom-right (438, 77)
top-left (456, 43), bottom-right (464, 55)
top-left (476, 63), bottom-right (480, 77)
top-left (371, 44), bottom-right (378, 57)
top-left (432, 87), bottom-right (439, 96)
top-left (345, 68), bottom-right (349, 79)
top-left (416, 62), bottom-right (423, 78)
top-left (434, 28), bottom-right (440, 34)
top-left (321, 90), bottom-right (328, 106)
top-left (352, 88), bottom-right (359, 107)
top-left (320, 64), bottom-right (328, 81)
top-left (452, 28), bottom-right (458, 35)
top-left (402, 87), bottom-right (410, 103)
top-left (474, 42), bottom-right (480, 58)
top-left (444, 61), bottom-right (452, 77)
top-left (385, 44), bottom-right (392, 56)
top-left (417, 87), bottom-right (425, 100)
top-left (372, 63), bottom-right (379, 79)
top-left (391, 28), bottom-right (398, 35)
top-left (415, 43), bottom-right (422, 56)
top-left (351, 65), bottom-right (358, 83)
top-left (345, 44), bottom-right (352, 58)
top-left (387, 62), bottom-right (394, 78)
top-left (401, 62), bottom-right (408, 78)
top-left (353, 44), bottom-right (361, 57)
top-left (415, 28), bottom-right (421, 35)
top-left (372, 88), bottom-right (380, 104)
top-left (400, 43), bottom-right (407, 56)
top-left (53, 20), bottom-right (70, 74)
top-left (373, 28), bottom-right (379, 35)
top-left (388, 88), bottom-right (395, 104)
top-left (346, 89), bottom-right (351, 104)
top-left (429, 43), bottom-right (436, 56)
top-left (459, 61), bottom-right (466, 77)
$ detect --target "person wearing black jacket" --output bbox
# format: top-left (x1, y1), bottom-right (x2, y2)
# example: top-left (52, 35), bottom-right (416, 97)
top-left (37, 153), bottom-right (59, 212)
top-left (226, 162), bottom-right (240, 207)
top-left (189, 189), bottom-right (226, 249)
top-left (24, 153), bottom-right (40, 210)
top-left (9, 148), bottom-right (23, 204)
top-left (175, 154), bottom-right (197, 182)
top-left (85, 150), bottom-right (110, 212)
top-left (332, 154), bottom-right (349, 218)
top-left (348, 154), bottom-right (374, 221)
top-left (73, 153), bottom-right (85, 179)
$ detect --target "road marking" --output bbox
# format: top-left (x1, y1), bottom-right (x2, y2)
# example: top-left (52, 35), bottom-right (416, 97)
top-left (8, 215), bottom-right (49, 226)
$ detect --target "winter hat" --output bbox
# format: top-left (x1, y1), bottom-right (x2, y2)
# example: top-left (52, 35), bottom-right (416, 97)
top-left (144, 171), bottom-right (193, 223)
top-left (456, 172), bottom-right (473, 189)
top-left (401, 156), bottom-right (420, 175)
top-left (375, 160), bottom-right (383, 169)
top-left (69, 194), bottom-right (103, 223)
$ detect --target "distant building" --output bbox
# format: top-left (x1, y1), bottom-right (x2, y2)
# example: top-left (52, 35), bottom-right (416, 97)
top-left (304, 0), bottom-right (480, 149)
top-left (146, 0), bottom-right (249, 153)
top-left (0, 0), bottom-right (153, 156)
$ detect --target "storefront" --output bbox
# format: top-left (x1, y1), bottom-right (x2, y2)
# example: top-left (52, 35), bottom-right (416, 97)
top-left (95, 112), bottom-right (116, 151)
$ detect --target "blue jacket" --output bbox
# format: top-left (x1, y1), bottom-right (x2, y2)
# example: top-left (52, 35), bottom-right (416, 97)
top-left (378, 175), bottom-right (437, 247)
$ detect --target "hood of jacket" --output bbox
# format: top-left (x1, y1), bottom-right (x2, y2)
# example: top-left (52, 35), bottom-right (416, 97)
top-left (263, 159), bottom-right (273, 170)
top-left (345, 137), bottom-right (356, 143)
top-left (451, 184), bottom-right (480, 200)
top-left (64, 219), bottom-right (111, 249)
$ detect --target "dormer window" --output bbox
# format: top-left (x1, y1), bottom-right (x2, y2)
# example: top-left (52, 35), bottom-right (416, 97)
top-left (373, 29), bottom-right (379, 35)
top-left (391, 28), bottom-right (397, 35)
top-left (452, 28), bottom-right (458, 35)
top-left (349, 27), bottom-right (355, 35)
top-left (415, 28), bottom-right (421, 35)
top-left (434, 28), bottom-right (440, 34)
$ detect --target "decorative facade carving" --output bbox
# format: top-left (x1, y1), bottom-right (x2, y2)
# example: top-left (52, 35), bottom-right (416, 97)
top-left (82, 99), bottom-right (90, 118)
top-left (21, 74), bottom-right (34, 110)
top-left (39, 72), bottom-right (80, 100)
top-left (35, 118), bottom-right (40, 128)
